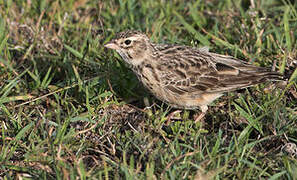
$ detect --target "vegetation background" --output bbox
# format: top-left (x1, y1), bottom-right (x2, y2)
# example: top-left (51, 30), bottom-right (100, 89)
top-left (0, 0), bottom-right (296, 179)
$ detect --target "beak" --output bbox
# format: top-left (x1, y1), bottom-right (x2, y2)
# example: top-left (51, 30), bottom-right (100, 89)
top-left (104, 40), bottom-right (119, 50)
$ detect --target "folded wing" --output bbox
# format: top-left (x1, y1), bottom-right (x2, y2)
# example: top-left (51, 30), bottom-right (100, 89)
top-left (156, 46), bottom-right (282, 96)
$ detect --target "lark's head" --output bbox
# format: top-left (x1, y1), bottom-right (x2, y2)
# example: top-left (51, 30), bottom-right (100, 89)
top-left (104, 30), bottom-right (153, 66)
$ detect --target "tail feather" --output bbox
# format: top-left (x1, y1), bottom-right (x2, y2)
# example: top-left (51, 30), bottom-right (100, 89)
top-left (212, 71), bottom-right (283, 93)
top-left (255, 71), bottom-right (283, 82)
top-left (207, 52), bottom-right (284, 93)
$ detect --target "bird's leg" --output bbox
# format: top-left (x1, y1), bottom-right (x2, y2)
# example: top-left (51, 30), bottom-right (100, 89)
top-left (194, 112), bottom-right (206, 123)
top-left (194, 106), bottom-right (208, 123)
top-left (165, 110), bottom-right (182, 125)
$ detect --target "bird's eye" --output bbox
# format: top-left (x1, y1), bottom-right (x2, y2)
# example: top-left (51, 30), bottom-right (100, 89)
top-left (124, 39), bottom-right (132, 45)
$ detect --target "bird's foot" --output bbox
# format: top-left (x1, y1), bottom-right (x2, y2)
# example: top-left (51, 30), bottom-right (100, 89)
top-left (165, 110), bottom-right (182, 125)
top-left (194, 112), bottom-right (206, 123)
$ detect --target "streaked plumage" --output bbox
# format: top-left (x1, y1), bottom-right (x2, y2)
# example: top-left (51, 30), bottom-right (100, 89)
top-left (105, 30), bottom-right (282, 120)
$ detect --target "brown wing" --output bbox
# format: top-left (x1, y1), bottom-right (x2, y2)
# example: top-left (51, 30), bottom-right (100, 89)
top-left (155, 45), bottom-right (282, 96)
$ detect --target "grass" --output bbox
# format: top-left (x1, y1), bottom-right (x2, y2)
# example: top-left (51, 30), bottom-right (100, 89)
top-left (0, 0), bottom-right (297, 179)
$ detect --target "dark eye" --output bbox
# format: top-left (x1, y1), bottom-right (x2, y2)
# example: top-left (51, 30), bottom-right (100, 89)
top-left (124, 39), bottom-right (131, 45)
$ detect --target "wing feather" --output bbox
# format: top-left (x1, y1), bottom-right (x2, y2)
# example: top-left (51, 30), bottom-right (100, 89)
top-left (155, 46), bottom-right (282, 96)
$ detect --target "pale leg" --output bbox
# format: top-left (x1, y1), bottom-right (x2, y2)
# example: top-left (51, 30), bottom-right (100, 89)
top-left (194, 105), bottom-right (208, 123)
top-left (166, 110), bottom-right (182, 125)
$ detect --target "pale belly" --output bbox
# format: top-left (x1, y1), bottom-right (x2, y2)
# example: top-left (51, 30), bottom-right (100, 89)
top-left (135, 65), bottom-right (222, 110)
top-left (144, 82), bottom-right (222, 110)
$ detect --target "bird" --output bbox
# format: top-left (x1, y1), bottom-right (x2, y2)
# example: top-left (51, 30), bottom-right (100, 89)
top-left (104, 30), bottom-right (282, 122)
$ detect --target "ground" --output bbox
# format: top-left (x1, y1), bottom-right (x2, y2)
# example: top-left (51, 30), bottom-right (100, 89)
top-left (0, 0), bottom-right (297, 179)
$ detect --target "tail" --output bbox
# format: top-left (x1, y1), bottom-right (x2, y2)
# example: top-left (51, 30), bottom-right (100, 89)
top-left (214, 70), bottom-right (284, 93)
top-left (255, 71), bottom-right (283, 83)
top-left (207, 52), bottom-right (284, 93)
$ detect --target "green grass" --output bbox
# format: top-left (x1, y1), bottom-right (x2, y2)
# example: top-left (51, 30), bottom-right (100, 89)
top-left (0, 0), bottom-right (297, 179)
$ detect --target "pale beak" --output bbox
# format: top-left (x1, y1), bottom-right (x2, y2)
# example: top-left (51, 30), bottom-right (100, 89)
top-left (104, 40), bottom-right (119, 50)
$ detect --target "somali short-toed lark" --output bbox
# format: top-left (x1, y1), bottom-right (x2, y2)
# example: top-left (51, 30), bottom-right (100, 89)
top-left (105, 30), bottom-right (282, 121)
